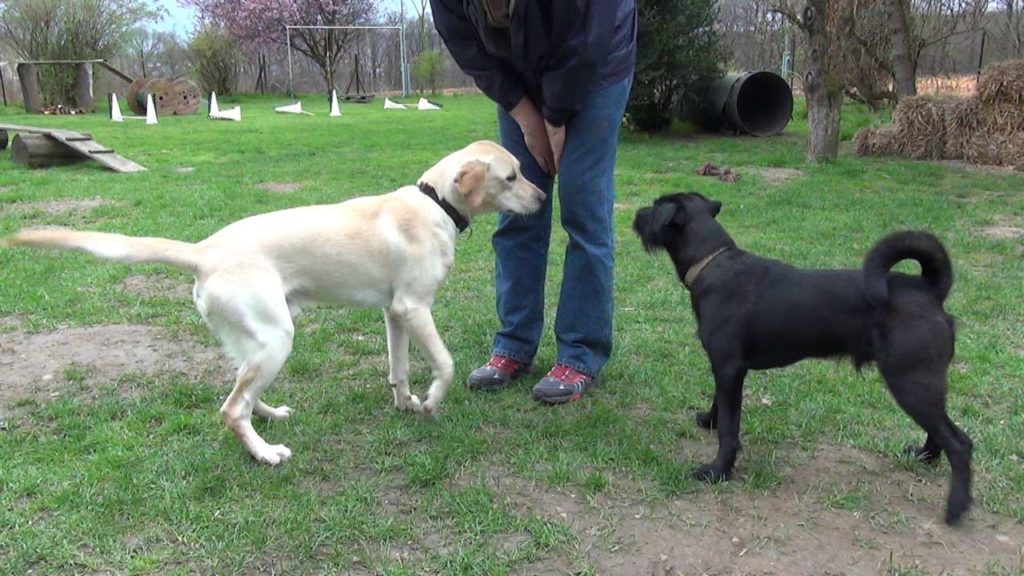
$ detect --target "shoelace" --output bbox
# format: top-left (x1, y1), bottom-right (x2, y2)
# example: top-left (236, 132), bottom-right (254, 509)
top-left (547, 364), bottom-right (589, 388)
top-left (487, 355), bottom-right (523, 373)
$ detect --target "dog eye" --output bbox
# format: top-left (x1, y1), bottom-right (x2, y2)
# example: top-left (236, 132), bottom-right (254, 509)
top-left (506, 173), bottom-right (517, 182)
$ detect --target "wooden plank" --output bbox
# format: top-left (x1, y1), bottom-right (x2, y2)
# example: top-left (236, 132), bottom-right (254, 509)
top-left (0, 123), bottom-right (77, 135)
top-left (46, 133), bottom-right (147, 173)
top-left (15, 60), bottom-right (135, 84)
top-left (93, 61), bottom-right (135, 84)
top-left (0, 124), bottom-right (146, 173)
top-left (17, 59), bottom-right (106, 65)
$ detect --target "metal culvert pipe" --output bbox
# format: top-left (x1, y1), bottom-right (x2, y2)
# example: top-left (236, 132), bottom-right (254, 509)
top-left (700, 71), bottom-right (794, 137)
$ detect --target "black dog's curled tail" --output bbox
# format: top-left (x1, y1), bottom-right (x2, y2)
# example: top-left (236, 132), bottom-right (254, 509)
top-left (863, 231), bottom-right (953, 306)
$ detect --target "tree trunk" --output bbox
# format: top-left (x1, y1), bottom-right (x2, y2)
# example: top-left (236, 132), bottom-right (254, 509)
top-left (17, 63), bottom-right (42, 114)
top-left (886, 0), bottom-right (917, 98)
top-left (801, 1), bottom-right (844, 162)
top-left (806, 75), bottom-right (843, 162)
top-left (0, 130), bottom-right (8, 151)
top-left (74, 63), bottom-right (94, 112)
top-left (11, 134), bottom-right (88, 168)
top-left (1009, 0), bottom-right (1023, 58)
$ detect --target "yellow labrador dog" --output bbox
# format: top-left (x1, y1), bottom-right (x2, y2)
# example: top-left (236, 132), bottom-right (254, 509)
top-left (2, 140), bottom-right (545, 465)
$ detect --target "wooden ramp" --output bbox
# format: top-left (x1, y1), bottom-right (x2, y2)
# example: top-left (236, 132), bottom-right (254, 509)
top-left (0, 124), bottom-right (146, 173)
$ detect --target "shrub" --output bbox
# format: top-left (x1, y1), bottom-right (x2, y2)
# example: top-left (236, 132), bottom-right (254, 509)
top-left (188, 26), bottom-right (240, 96)
top-left (627, 0), bottom-right (725, 132)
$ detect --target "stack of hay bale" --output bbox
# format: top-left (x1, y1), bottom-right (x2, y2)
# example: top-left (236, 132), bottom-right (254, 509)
top-left (855, 59), bottom-right (1024, 169)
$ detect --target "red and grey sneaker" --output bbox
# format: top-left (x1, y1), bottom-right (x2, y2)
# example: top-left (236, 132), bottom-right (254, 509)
top-left (532, 364), bottom-right (595, 404)
top-left (466, 354), bottom-right (531, 391)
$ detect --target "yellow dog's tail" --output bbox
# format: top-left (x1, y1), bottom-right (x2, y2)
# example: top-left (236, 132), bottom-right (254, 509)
top-left (2, 228), bottom-right (202, 274)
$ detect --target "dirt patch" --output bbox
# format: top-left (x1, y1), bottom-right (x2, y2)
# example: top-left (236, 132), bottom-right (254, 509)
top-left (116, 274), bottom-right (193, 300)
top-left (0, 324), bottom-right (232, 418)
top-left (939, 158), bottom-right (1024, 174)
top-left (455, 446), bottom-right (1024, 575)
top-left (257, 182), bottom-right (304, 194)
top-left (977, 226), bottom-right (1024, 240)
top-left (749, 167), bottom-right (805, 185)
top-left (0, 314), bottom-right (27, 330)
top-left (176, 166), bottom-right (195, 173)
top-left (0, 197), bottom-right (117, 216)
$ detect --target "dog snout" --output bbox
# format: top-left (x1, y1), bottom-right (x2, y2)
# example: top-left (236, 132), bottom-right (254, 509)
top-left (632, 207), bottom-right (653, 235)
top-left (522, 182), bottom-right (546, 212)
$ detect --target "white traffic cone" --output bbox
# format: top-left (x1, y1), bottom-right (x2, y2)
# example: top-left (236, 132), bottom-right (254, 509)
top-left (275, 101), bottom-right (312, 115)
top-left (145, 93), bottom-right (158, 125)
top-left (417, 97), bottom-right (442, 111)
top-left (109, 93), bottom-right (124, 122)
top-left (384, 97), bottom-right (407, 110)
top-left (210, 105), bottom-right (241, 121)
top-left (329, 89), bottom-right (342, 117)
top-left (208, 91), bottom-right (220, 116)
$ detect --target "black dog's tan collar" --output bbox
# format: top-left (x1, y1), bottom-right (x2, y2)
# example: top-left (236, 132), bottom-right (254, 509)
top-left (418, 181), bottom-right (470, 233)
top-left (683, 247), bottom-right (728, 289)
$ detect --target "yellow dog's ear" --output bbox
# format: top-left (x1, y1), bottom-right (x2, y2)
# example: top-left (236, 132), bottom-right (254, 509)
top-left (454, 160), bottom-right (489, 208)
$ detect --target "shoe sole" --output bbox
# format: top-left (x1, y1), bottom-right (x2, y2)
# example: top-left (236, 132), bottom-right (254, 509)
top-left (466, 368), bottom-right (531, 392)
top-left (533, 391), bottom-right (584, 404)
top-left (467, 377), bottom-right (513, 392)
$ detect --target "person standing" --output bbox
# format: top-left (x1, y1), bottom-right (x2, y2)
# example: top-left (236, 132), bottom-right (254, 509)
top-left (431, 0), bottom-right (637, 403)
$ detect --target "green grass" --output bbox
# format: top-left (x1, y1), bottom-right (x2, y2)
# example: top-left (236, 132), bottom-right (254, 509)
top-left (1, 93), bottom-right (1023, 575)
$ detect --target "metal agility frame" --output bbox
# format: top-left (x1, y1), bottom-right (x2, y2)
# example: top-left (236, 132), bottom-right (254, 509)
top-left (285, 24), bottom-right (409, 97)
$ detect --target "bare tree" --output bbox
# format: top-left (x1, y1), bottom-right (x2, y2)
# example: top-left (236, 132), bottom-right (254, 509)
top-left (1000, 0), bottom-right (1024, 57)
top-left (719, 0), bottom-right (787, 71)
top-left (126, 27), bottom-right (160, 77)
top-left (887, 0), bottom-right (918, 97)
top-left (773, 0), bottom-right (856, 162)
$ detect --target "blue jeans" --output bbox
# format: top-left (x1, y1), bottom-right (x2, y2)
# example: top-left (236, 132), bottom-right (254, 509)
top-left (491, 74), bottom-right (633, 377)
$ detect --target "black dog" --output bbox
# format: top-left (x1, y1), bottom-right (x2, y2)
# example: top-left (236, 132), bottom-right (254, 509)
top-left (632, 192), bottom-right (973, 524)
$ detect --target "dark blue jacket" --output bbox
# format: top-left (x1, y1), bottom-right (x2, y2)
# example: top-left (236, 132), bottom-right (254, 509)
top-left (430, 0), bottom-right (637, 126)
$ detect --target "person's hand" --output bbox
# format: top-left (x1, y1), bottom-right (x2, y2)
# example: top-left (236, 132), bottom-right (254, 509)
top-left (509, 97), bottom-right (556, 176)
top-left (545, 121), bottom-right (565, 173)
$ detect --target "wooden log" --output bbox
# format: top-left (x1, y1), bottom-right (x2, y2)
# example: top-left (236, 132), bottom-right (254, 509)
top-left (16, 63), bottom-right (42, 114)
top-left (75, 62), bottom-right (94, 111)
top-left (11, 133), bottom-right (87, 168)
top-left (0, 129), bottom-right (8, 151)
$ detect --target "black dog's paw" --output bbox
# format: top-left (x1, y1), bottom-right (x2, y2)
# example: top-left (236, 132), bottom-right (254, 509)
top-left (692, 463), bottom-right (731, 483)
top-left (694, 410), bottom-right (717, 430)
top-left (904, 443), bottom-right (941, 464)
top-left (945, 494), bottom-right (972, 525)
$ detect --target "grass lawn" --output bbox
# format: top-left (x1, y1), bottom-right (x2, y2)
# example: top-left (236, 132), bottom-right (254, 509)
top-left (1, 93), bottom-right (1023, 575)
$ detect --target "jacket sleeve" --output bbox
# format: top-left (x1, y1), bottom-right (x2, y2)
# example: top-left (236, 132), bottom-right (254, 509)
top-left (430, 0), bottom-right (523, 112)
top-left (540, 0), bottom-right (622, 126)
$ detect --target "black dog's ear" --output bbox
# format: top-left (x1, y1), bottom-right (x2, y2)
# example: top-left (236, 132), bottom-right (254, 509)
top-left (694, 194), bottom-right (722, 218)
top-left (707, 199), bottom-right (722, 218)
top-left (651, 202), bottom-right (680, 231)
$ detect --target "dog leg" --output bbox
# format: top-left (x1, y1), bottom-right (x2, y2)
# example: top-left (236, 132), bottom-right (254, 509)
top-left (396, 305), bottom-right (453, 417)
top-left (211, 291), bottom-right (296, 465)
top-left (696, 399), bottom-right (718, 430)
top-left (254, 400), bottom-right (293, 421)
top-left (693, 361), bottom-right (747, 483)
top-left (904, 434), bottom-right (942, 464)
top-left (887, 379), bottom-right (973, 524)
top-left (384, 308), bottom-right (421, 413)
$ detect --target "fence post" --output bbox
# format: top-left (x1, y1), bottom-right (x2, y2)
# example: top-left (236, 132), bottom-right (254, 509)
top-left (16, 63), bottom-right (41, 113)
